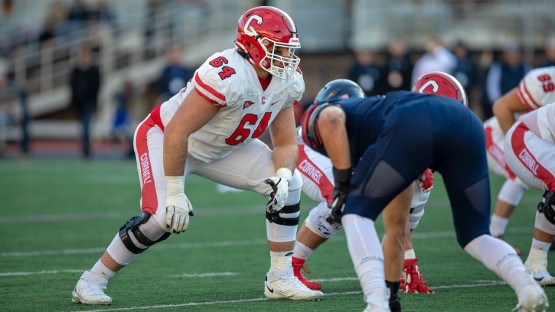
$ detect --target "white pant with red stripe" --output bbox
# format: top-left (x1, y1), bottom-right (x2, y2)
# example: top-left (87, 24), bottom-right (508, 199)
top-left (505, 121), bottom-right (555, 192)
top-left (134, 113), bottom-right (301, 231)
top-left (484, 117), bottom-right (526, 185)
top-left (297, 144), bottom-right (335, 204)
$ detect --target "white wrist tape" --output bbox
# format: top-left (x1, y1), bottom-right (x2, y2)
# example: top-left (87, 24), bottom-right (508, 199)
top-left (276, 168), bottom-right (293, 184)
top-left (166, 176), bottom-right (185, 197)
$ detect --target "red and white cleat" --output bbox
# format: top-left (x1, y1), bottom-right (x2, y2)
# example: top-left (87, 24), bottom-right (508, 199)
top-left (292, 257), bottom-right (322, 291)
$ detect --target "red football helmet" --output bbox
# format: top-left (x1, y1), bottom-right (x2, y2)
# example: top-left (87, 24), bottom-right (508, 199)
top-left (412, 71), bottom-right (468, 107)
top-left (235, 6), bottom-right (300, 79)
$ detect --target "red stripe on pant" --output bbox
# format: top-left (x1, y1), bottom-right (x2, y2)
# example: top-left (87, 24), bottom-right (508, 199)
top-left (484, 126), bottom-right (516, 180)
top-left (135, 115), bottom-right (159, 215)
top-left (297, 145), bottom-right (334, 204)
top-left (511, 123), bottom-right (555, 191)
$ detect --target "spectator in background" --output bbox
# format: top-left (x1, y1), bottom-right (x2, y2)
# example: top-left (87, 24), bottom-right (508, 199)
top-left (70, 44), bottom-right (101, 159)
top-left (38, 20), bottom-right (57, 50)
top-left (90, 0), bottom-right (114, 26)
top-left (539, 37), bottom-right (555, 68)
top-left (452, 41), bottom-right (479, 109)
top-left (0, 68), bottom-right (29, 157)
top-left (155, 44), bottom-right (192, 103)
top-left (45, 0), bottom-right (68, 25)
top-left (66, 0), bottom-right (91, 39)
top-left (347, 49), bottom-right (386, 96)
top-left (43, 0), bottom-right (68, 38)
top-left (384, 39), bottom-right (413, 92)
top-left (411, 36), bottom-right (457, 85)
top-left (112, 80), bottom-right (134, 158)
top-left (144, 0), bottom-right (166, 54)
top-left (483, 44), bottom-right (530, 119)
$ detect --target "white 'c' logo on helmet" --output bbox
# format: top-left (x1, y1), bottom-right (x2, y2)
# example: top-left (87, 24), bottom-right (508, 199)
top-left (419, 80), bottom-right (439, 94)
top-left (244, 15), bottom-right (263, 37)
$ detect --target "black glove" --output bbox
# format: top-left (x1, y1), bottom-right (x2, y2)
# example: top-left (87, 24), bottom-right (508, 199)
top-left (326, 167), bottom-right (352, 224)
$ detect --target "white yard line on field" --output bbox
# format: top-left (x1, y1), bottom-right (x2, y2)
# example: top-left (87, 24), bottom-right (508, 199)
top-left (0, 196), bottom-right (543, 224)
top-left (0, 240), bottom-right (268, 257)
top-left (66, 280), bottom-right (506, 312)
top-left (0, 206), bottom-right (263, 224)
top-left (174, 272), bottom-right (239, 278)
top-left (0, 225), bottom-right (532, 258)
top-left (0, 269), bottom-right (239, 278)
top-left (0, 269), bottom-right (84, 277)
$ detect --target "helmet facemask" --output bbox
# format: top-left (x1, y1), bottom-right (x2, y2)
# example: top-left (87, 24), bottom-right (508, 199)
top-left (258, 36), bottom-right (300, 80)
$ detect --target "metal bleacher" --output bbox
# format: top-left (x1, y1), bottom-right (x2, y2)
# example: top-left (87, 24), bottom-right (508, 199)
top-left (1, 0), bottom-right (258, 140)
top-left (1, 0), bottom-right (554, 141)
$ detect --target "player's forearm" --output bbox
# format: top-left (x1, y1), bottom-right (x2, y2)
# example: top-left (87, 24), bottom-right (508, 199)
top-left (272, 144), bottom-right (298, 172)
top-left (319, 110), bottom-right (351, 170)
top-left (163, 128), bottom-right (188, 177)
top-left (493, 104), bottom-right (516, 134)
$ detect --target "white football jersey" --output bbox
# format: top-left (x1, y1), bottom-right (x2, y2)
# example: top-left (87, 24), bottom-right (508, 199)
top-left (517, 66), bottom-right (555, 110)
top-left (157, 48), bottom-right (304, 163)
top-left (534, 103), bottom-right (555, 143)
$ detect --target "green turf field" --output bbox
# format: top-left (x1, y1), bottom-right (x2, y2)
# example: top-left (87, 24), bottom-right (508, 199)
top-left (0, 160), bottom-right (553, 311)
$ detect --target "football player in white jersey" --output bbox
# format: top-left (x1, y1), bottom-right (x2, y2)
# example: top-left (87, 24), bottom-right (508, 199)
top-left (292, 79), bottom-right (433, 295)
top-left (504, 103), bottom-right (555, 286)
top-left (71, 6), bottom-right (323, 305)
top-left (486, 67), bottom-right (555, 260)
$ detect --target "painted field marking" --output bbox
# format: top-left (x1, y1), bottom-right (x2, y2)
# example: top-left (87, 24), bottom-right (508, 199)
top-left (67, 280), bottom-right (507, 312)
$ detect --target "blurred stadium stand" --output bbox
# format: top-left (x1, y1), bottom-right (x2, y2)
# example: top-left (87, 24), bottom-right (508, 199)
top-left (0, 0), bottom-right (554, 153)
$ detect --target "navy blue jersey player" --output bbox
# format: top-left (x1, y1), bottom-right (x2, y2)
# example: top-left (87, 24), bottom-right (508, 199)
top-left (301, 72), bottom-right (548, 312)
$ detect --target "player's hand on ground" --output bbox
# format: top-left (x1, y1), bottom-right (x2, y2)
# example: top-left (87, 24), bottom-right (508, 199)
top-left (401, 258), bottom-right (433, 294)
top-left (328, 186), bottom-right (348, 223)
top-left (327, 167), bottom-right (352, 224)
top-left (165, 193), bottom-right (193, 233)
top-left (418, 168), bottom-right (434, 193)
top-left (265, 168), bottom-right (292, 213)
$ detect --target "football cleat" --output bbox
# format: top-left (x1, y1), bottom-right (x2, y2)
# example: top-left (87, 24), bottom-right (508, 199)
top-left (264, 268), bottom-right (323, 300)
top-left (292, 257), bottom-right (322, 290)
top-left (515, 283), bottom-right (549, 312)
top-left (72, 277), bottom-right (112, 305)
top-left (400, 258), bottom-right (433, 294)
top-left (363, 289), bottom-right (391, 312)
top-left (494, 235), bottom-right (521, 255)
top-left (525, 258), bottom-right (555, 286)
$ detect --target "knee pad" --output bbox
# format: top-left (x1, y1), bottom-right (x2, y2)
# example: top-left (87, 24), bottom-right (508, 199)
top-left (266, 203), bottom-right (300, 242)
top-left (408, 204), bottom-right (425, 231)
top-left (266, 203), bottom-right (300, 226)
top-left (119, 212), bottom-right (170, 254)
top-left (537, 191), bottom-right (555, 226)
top-left (305, 201), bottom-right (342, 239)
top-left (535, 210), bottom-right (555, 235)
